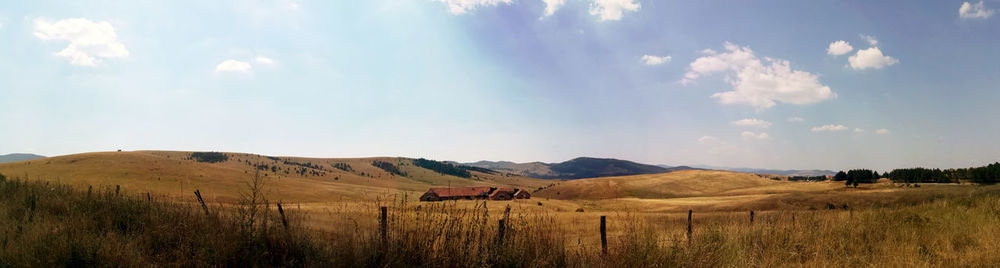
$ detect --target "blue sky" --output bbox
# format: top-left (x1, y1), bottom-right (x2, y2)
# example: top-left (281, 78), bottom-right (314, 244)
top-left (1, 0), bottom-right (999, 171)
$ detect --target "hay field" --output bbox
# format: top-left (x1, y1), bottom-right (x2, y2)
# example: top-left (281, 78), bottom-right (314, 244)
top-left (0, 151), bottom-right (553, 204)
top-left (2, 151), bottom-right (1000, 266)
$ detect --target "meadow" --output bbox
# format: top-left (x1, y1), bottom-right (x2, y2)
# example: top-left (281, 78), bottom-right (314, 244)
top-left (2, 152), bottom-right (999, 266)
top-left (3, 170), bottom-right (1000, 267)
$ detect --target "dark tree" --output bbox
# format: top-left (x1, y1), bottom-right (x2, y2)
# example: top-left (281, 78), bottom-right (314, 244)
top-left (834, 171), bottom-right (848, 181)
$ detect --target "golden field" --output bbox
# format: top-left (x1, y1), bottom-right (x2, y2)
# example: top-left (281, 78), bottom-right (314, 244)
top-left (2, 151), bottom-right (1000, 266)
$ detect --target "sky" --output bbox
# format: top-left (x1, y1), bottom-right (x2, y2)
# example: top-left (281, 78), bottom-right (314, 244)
top-left (1, 0), bottom-right (999, 171)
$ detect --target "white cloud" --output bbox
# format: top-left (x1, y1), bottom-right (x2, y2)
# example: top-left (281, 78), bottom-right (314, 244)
top-left (854, 128), bottom-right (865, 133)
top-left (215, 59), bottom-right (252, 73)
top-left (589, 0), bottom-right (640, 21)
top-left (284, 0), bottom-right (301, 9)
top-left (682, 42), bottom-right (835, 109)
top-left (437, 0), bottom-right (513, 14)
top-left (641, 54), bottom-right (671, 65)
top-left (730, 118), bottom-right (772, 129)
top-left (542, 0), bottom-right (566, 16)
top-left (811, 124), bottom-right (848, 132)
top-left (960, 1), bottom-right (995, 19)
top-left (697, 136), bottom-right (720, 144)
top-left (875, 128), bottom-right (890, 135)
top-left (848, 47), bottom-right (898, 70)
top-left (860, 34), bottom-right (878, 46)
top-left (741, 131), bottom-right (770, 140)
top-left (787, 116), bottom-right (804, 122)
top-left (33, 18), bottom-right (129, 66)
top-left (255, 56), bottom-right (275, 64)
top-left (827, 40), bottom-right (853, 56)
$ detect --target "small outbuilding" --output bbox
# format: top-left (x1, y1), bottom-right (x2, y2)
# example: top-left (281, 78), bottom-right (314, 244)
top-left (488, 188), bottom-right (515, 200)
top-left (513, 189), bottom-right (531, 199)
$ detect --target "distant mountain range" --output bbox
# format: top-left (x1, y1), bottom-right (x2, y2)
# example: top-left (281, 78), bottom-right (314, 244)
top-left (0, 153), bottom-right (46, 163)
top-left (462, 157), bottom-right (700, 179)
top-left (684, 165), bottom-right (836, 177)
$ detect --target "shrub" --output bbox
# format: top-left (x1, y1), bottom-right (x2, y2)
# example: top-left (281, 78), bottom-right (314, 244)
top-left (372, 160), bottom-right (406, 176)
top-left (190, 152), bottom-right (228, 163)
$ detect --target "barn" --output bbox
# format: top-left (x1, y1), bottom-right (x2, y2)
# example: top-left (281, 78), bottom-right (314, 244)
top-left (419, 186), bottom-right (531, 201)
top-left (419, 186), bottom-right (493, 201)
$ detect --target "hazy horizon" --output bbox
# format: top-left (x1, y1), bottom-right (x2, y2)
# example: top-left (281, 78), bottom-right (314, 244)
top-left (3, 1), bottom-right (999, 171)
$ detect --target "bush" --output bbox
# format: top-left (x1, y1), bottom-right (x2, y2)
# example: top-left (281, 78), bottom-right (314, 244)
top-left (372, 160), bottom-right (406, 176)
top-left (190, 152), bottom-right (228, 163)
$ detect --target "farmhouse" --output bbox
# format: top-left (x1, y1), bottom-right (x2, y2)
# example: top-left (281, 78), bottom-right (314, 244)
top-left (419, 187), bottom-right (530, 202)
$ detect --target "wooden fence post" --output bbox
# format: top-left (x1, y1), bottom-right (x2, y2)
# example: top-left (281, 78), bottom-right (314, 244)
top-left (147, 192), bottom-right (151, 203)
top-left (277, 202), bottom-right (289, 230)
top-left (600, 215), bottom-right (607, 255)
top-left (115, 185), bottom-right (120, 196)
top-left (687, 209), bottom-right (693, 244)
top-left (194, 189), bottom-right (209, 216)
top-left (380, 206), bottom-right (388, 248)
top-left (497, 219), bottom-right (506, 246)
top-left (750, 210), bottom-right (755, 225)
top-left (87, 185), bottom-right (92, 198)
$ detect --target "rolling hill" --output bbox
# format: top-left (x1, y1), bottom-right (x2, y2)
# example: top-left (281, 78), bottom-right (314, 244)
top-left (464, 157), bottom-right (695, 179)
top-left (686, 165), bottom-right (836, 176)
top-left (533, 170), bottom-right (835, 200)
top-left (0, 153), bottom-right (45, 163)
top-left (0, 151), bottom-right (553, 203)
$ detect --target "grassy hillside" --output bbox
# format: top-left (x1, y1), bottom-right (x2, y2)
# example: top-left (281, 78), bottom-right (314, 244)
top-left (3, 172), bottom-right (1000, 266)
top-left (463, 161), bottom-right (558, 178)
top-left (0, 151), bottom-right (552, 204)
top-left (529, 170), bottom-right (978, 213)
top-left (464, 157), bottom-right (684, 179)
top-left (535, 170), bottom-right (810, 200)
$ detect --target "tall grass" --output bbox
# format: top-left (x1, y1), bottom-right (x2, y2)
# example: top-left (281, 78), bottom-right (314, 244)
top-left (0, 175), bottom-right (324, 267)
top-left (2, 172), bottom-right (1000, 267)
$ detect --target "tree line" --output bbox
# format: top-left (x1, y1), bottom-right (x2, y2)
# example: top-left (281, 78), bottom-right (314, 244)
top-left (888, 162), bottom-right (1000, 184)
top-left (412, 158), bottom-right (472, 178)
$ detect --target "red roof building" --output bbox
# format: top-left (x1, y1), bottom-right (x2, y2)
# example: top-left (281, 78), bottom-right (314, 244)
top-left (419, 187), bottom-right (531, 202)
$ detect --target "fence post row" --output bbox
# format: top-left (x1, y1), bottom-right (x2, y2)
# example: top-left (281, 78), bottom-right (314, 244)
top-left (194, 189), bottom-right (209, 216)
top-left (600, 215), bottom-right (607, 255)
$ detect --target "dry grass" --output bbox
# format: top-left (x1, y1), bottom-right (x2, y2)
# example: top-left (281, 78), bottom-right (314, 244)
top-left (534, 170), bottom-right (831, 200)
top-left (2, 170), bottom-right (1000, 267)
top-left (5, 153), bottom-right (1000, 266)
top-left (0, 151), bottom-right (553, 204)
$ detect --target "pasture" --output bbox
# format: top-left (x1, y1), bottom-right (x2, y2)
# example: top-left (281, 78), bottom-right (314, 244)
top-left (1, 151), bottom-right (998, 266)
